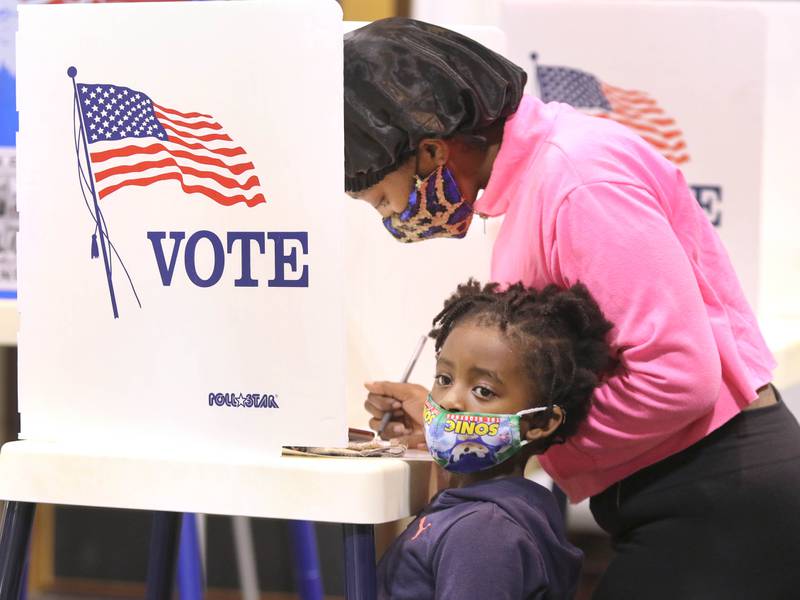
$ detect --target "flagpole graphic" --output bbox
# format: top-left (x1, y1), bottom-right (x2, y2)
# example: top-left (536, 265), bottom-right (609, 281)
top-left (69, 66), bottom-right (121, 319)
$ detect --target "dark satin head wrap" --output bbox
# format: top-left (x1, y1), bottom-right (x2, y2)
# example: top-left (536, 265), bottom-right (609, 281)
top-left (344, 18), bottom-right (527, 192)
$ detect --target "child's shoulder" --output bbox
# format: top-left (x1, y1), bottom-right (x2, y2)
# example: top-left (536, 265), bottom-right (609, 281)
top-left (429, 476), bottom-right (563, 536)
top-left (396, 476), bottom-right (564, 557)
top-left (380, 477), bottom-right (582, 600)
top-left (438, 476), bottom-right (560, 510)
top-left (421, 478), bottom-right (578, 575)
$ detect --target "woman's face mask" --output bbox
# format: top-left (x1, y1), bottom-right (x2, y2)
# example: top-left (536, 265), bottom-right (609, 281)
top-left (382, 165), bottom-right (474, 243)
top-left (423, 395), bottom-right (550, 473)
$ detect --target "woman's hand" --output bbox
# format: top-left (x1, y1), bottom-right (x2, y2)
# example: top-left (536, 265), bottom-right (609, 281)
top-left (364, 381), bottom-right (428, 449)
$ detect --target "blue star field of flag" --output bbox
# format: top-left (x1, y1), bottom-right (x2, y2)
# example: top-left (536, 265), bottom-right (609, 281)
top-left (76, 83), bottom-right (167, 144)
top-left (537, 66), bottom-right (612, 111)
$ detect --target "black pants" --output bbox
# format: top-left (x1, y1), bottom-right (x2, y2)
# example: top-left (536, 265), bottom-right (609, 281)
top-left (590, 396), bottom-right (800, 600)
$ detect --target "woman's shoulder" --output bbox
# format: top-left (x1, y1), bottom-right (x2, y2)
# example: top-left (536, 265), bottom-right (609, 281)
top-left (537, 103), bottom-right (671, 192)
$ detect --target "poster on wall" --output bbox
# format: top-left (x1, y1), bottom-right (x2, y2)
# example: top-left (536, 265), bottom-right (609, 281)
top-left (0, 1), bottom-right (17, 299)
top-left (16, 0), bottom-right (347, 454)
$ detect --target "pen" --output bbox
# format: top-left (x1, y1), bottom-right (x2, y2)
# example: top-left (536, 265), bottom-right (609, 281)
top-left (377, 334), bottom-right (428, 436)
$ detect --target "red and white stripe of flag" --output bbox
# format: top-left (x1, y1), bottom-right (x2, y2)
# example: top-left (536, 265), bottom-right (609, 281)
top-left (597, 83), bottom-right (690, 165)
top-left (89, 103), bottom-right (265, 207)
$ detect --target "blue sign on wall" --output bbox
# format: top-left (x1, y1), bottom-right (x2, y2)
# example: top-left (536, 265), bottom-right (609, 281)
top-left (0, 2), bottom-right (18, 297)
top-left (0, 65), bottom-right (14, 147)
top-left (0, 2), bottom-right (16, 146)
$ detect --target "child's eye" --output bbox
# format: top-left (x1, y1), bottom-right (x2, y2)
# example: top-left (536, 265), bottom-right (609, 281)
top-left (473, 386), bottom-right (495, 400)
top-left (434, 374), bottom-right (452, 387)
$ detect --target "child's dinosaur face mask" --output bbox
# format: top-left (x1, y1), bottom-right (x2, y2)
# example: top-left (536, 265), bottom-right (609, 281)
top-left (423, 395), bottom-right (549, 473)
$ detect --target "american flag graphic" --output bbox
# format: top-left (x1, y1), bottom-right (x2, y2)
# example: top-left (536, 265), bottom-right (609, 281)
top-left (75, 82), bottom-right (265, 206)
top-left (536, 64), bottom-right (690, 165)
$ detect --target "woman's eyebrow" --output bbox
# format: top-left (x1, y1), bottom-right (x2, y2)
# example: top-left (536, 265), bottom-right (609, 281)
top-left (436, 356), bottom-right (455, 368)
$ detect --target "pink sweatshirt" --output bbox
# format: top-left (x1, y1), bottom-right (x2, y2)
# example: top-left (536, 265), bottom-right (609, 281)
top-left (475, 96), bottom-right (776, 502)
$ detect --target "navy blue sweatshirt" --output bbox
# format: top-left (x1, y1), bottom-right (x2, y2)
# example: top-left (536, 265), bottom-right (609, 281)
top-left (377, 476), bottom-right (582, 599)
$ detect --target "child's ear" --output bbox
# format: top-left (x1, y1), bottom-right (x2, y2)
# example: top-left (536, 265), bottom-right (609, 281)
top-left (525, 406), bottom-right (565, 442)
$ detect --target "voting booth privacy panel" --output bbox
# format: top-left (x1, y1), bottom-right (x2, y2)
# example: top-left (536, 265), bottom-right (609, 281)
top-left (498, 0), bottom-right (800, 358)
top-left (499, 0), bottom-right (772, 314)
top-left (16, 0), bottom-right (348, 453)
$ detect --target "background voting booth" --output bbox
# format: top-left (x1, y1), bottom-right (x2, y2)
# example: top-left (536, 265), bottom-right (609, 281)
top-left (348, 0), bottom-right (800, 534)
top-left (347, 0), bottom-right (800, 430)
top-left (0, 2), bottom-right (429, 600)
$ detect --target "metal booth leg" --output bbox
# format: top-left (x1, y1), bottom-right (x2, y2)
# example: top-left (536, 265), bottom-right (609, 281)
top-left (146, 511), bottom-right (181, 600)
top-left (342, 524), bottom-right (376, 600)
top-left (18, 560), bottom-right (27, 600)
top-left (0, 502), bottom-right (36, 600)
top-left (231, 516), bottom-right (259, 600)
top-left (288, 520), bottom-right (323, 600)
top-left (177, 513), bottom-right (204, 600)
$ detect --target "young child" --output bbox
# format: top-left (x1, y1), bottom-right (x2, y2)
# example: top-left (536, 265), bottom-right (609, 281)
top-left (377, 280), bottom-right (615, 600)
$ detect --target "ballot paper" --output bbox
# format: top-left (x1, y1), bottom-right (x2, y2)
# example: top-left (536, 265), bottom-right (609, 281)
top-left (283, 439), bottom-right (407, 458)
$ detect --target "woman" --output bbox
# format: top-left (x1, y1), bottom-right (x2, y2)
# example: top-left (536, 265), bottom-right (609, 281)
top-left (344, 17), bottom-right (800, 599)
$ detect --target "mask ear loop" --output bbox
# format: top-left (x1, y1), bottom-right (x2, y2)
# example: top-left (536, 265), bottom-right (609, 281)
top-left (515, 405), bottom-right (568, 447)
top-left (515, 406), bottom-right (549, 417)
top-left (412, 148), bottom-right (446, 192)
top-left (411, 151), bottom-right (424, 191)
top-left (515, 404), bottom-right (567, 427)
top-left (517, 405), bottom-right (567, 424)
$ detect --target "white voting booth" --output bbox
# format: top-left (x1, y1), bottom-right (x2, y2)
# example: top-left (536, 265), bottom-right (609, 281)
top-left (498, 0), bottom-right (800, 321)
top-left (496, 0), bottom-right (800, 418)
top-left (0, 7), bottom-right (428, 600)
top-left (16, 0), bottom-right (348, 454)
top-left (414, 0), bottom-right (800, 319)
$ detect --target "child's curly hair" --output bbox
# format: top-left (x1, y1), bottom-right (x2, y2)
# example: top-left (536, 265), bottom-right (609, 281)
top-left (430, 280), bottom-right (615, 453)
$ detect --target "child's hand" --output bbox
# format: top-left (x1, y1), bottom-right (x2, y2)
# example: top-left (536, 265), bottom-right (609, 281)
top-left (364, 381), bottom-right (428, 449)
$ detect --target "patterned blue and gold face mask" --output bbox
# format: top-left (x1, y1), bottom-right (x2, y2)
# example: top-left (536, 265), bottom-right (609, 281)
top-left (423, 395), bottom-right (551, 474)
top-left (382, 165), bottom-right (474, 243)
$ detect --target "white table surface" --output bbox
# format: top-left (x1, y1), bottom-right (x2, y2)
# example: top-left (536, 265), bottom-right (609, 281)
top-left (0, 440), bottom-right (432, 525)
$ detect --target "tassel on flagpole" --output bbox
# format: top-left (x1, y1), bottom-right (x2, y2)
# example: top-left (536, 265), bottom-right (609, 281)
top-left (91, 233), bottom-right (99, 259)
